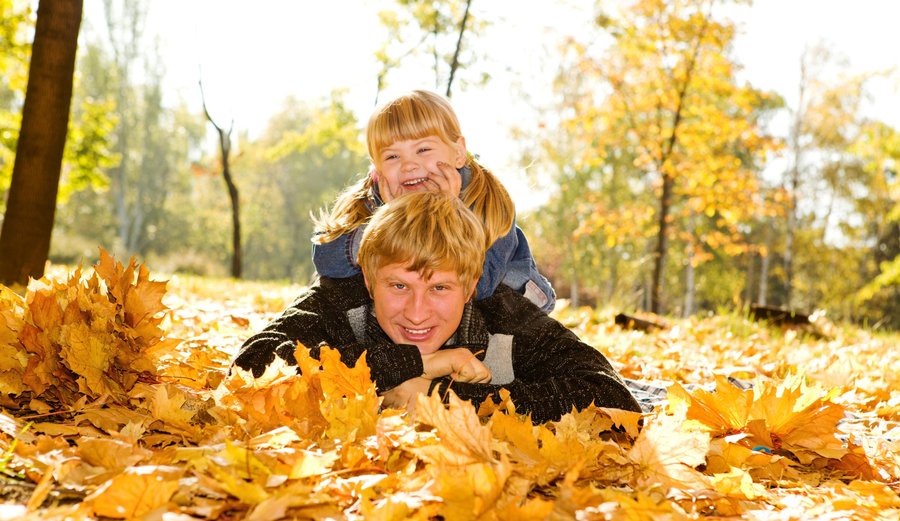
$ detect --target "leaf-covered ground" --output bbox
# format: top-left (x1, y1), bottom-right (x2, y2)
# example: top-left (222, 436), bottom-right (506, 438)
top-left (0, 253), bottom-right (898, 520)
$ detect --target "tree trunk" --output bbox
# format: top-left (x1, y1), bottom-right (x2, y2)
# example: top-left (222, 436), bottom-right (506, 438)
top-left (200, 80), bottom-right (241, 279)
top-left (647, 6), bottom-right (708, 315)
top-left (0, 0), bottom-right (83, 286)
top-left (784, 54), bottom-right (808, 309)
top-left (757, 225), bottom-right (771, 305)
top-left (650, 172), bottom-right (674, 313)
top-left (683, 212), bottom-right (696, 317)
top-left (445, 0), bottom-right (473, 98)
top-left (221, 133), bottom-right (241, 278)
top-left (568, 242), bottom-right (579, 308)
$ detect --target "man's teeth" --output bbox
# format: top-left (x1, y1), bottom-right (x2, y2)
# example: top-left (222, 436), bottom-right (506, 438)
top-left (405, 327), bottom-right (430, 334)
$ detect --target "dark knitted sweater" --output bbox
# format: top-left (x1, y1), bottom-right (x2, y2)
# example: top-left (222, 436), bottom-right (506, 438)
top-left (231, 275), bottom-right (641, 423)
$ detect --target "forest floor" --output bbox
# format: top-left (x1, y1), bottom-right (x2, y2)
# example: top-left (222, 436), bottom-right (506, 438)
top-left (0, 253), bottom-right (898, 520)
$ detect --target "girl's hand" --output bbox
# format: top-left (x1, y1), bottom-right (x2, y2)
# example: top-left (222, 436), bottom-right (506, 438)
top-left (426, 161), bottom-right (462, 198)
top-left (421, 348), bottom-right (492, 383)
top-left (370, 166), bottom-right (397, 203)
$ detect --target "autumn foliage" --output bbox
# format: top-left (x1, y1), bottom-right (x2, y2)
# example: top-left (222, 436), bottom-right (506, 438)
top-left (0, 251), bottom-right (898, 519)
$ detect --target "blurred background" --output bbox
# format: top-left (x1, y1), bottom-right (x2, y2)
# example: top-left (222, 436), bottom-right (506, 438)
top-left (1, 0), bottom-right (898, 328)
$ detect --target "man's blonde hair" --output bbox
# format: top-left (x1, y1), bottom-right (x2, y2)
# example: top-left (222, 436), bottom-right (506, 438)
top-left (358, 192), bottom-right (486, 296)
top-left (313, 90), bottom-right (513, 248)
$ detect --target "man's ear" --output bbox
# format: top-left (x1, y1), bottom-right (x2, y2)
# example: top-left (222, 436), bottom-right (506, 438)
top-left (454, 136), bottom-right (467, 168)
top-left (466, 279), bottom-right (478, 302)
top-left (363, 272), bottom-right (373, 296)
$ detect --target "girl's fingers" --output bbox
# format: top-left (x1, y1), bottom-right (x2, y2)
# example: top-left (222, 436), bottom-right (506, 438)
top-left (432, 161), bottom-right (462, 196)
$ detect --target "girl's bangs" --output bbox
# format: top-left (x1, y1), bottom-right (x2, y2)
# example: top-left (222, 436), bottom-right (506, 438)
top-left (368, 98), bottom-right (456, 158)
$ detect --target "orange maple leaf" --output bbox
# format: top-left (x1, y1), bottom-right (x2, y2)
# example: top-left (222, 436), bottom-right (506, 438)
top-left (746, 373), bottom-right (846, 461)
top-left (86, 465), bottom-right (183, 519)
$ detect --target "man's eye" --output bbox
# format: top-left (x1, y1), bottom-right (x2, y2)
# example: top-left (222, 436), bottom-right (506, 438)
top-left (433, 285), bottom-right (447, 291)
top-left (392, 283), bottom-right (406, 290)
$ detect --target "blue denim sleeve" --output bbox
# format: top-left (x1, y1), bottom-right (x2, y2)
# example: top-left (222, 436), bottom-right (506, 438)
top-left (311, 226), bottom-right (366, 278)
top-left (477, 223), bottom-right (557, 313)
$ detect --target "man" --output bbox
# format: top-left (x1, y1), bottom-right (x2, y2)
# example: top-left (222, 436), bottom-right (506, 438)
top-left (232, 192), bottom-right (640, 423)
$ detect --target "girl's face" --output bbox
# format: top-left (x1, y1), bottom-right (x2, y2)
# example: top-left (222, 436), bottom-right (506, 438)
top-left (374, 135), bottom-right (466, 202)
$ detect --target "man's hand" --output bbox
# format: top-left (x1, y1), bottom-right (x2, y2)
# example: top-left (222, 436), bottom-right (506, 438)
top-left (421, 348), bottom-right (491, 383)
top-left (380, 377), bottom-right (431, 414)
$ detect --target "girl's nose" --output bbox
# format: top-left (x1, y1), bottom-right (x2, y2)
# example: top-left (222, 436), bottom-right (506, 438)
top-left (401, 158), bottom-right (419, 173)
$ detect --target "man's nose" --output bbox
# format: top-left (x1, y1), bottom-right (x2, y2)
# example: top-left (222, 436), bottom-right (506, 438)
top-left (404, 292), bottom-right (429, 324)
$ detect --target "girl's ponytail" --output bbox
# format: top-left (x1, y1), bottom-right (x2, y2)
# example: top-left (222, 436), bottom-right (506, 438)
top-left (461, 157), bottom-right (514, 248)
top-left (312, 175), bottom-right (374, 244)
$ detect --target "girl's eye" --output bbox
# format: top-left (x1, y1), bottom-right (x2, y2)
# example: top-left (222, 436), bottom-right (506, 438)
top-left (383, 154), bottom-right (398, 161)
top-left (417, 147), bottom-right (432, 154)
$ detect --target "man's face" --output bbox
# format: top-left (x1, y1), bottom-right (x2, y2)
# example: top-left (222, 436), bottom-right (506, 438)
top-left (374, 135), bottom-right (466, 200)
top-left (366, 262), bottom-right (474, 355)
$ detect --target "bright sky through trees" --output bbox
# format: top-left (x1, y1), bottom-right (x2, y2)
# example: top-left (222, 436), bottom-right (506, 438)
top-left (83, 0), bottom-right (900, 210)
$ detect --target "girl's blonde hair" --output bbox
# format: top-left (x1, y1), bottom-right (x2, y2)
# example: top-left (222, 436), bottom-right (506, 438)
top-left (313, 90), bottom-right (514, 248)
top-left (358, 192), bottom-right (486, 295)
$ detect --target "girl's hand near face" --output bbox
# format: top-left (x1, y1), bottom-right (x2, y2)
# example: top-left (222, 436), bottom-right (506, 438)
top-left (425, 161), bottom-right (462, 198)
top-left (373, 161), bottom-right (462, 204)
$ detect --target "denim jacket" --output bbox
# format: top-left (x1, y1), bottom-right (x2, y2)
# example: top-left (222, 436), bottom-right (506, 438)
top-left (312, 167), bottom-right (557, 312)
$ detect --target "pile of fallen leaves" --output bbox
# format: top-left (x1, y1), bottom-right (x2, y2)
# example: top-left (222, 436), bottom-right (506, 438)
top-left (0, 251), bottom-right (898, 520)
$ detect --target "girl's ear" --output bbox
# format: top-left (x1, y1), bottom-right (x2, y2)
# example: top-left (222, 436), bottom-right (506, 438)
top-left (454, 136), bottom-right (467, 168)
top-left (368, 164), bottom-right (379, 184)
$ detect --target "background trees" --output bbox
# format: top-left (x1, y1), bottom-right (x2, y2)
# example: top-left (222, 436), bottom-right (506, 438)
top-left (1, 0), bottom-right (897, 328)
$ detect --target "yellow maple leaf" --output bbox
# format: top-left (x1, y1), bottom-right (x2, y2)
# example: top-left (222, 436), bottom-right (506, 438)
top-left (288, 448), bottom-right (340, 479)
top-left (490, 408), bottom-right (542, 465)
top-left (593, 488), bottom-right (684, 521)
top-left (316, 348), bottom-right (380, 442)
top-left (667, 375), bottom-right (754, 436)
top-left (431, 457), bottom-right (512, 519)
top-left (26, 285), bottom-right (64, 332)
top-left (86, 465), bottom-right (182, 519)
top-left (710, 466), bottom-right (767, 500)
top-left (94, 248), bottom-right (132, 307)
top-left (414, 390), bottom-right (495, 467)
top-left (20, 323), bottom-right (68, 397)
top-left (123, 263), bottom-right (168, 332)
top-left (628, 413), bottom-right (711, 492)
top-left (600, 406), bottom-right (643, 439)
top-left (58, 321), bottom-right (118, 399)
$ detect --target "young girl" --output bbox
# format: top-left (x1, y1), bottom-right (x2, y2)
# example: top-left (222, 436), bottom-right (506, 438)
top-left (312, 90), bottom-right (555, 312)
